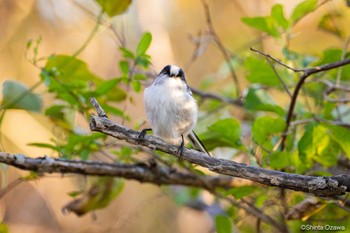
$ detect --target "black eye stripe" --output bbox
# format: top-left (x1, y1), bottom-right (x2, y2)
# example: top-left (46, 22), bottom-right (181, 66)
top-left (159, 65), bottom-right (172, 76)
top-left (176, 69), bottom-right (184, 78)
top-left (158, 65), bottom-right (187, 82)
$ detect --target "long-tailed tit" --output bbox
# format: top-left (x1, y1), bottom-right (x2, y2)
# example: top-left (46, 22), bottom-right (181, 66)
top-left (139, 65), bottom-right (210, 156)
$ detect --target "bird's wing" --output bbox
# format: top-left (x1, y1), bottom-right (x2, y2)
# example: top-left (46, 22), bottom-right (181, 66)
top-left (188, 130), bottom-right (211, 157)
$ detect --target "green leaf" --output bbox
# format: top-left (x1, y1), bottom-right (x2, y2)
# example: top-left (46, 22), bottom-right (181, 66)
top-left (200, 118), bottom-right (244, 150)
top-left (303, 82), bottom-right (325, 106)
top-left (242, 16), bottom-right (280, 37)
top-left (42, 55), bottom-right (104, 107)
top-left (244, 88), bottom-right (285, 116)
top-left (44, 55), bottom-right (101, 84)
top-left (44, 132), bottom-right (106, 159)
top-left (297, 123), bottom-right (315, 167)
top-left (131, 80), bottom-right (142, 92)
top-left (21, 171), bottom-right (40, 181)
top-left (94, 79), bottom-right (120, 96)
top-left (269, 151), bottom-right (291, 169)
top-left (119, 47), bottom-right (135, 59)
top-left (245, 56), bottom-right (281, 86)
top-left (45, 105), bottom-right (65, 119)
top-left (298, 123), bottom-right (339, 168)
top-left (136, 32), bottom-right (152, 56)
top-left (215, 215), bottom-right (232, 233)
top-left (290, 0), bottom-right (318, 24)
top-left (120, 146), bottom-right (133, 157)
top-left (0, 223), bottom-right (9, 233)
top-left (26, 39), bottom-right (33, 49)
top-left (95, 0), bottom-right (132, 17)
top-left (316, 49), bottom-right (343, 64)
top-left (326, 124), bottom-right (350, 159)
top-left (136, 54), bottom-right (152, 68)
top-left (119, 61), bottom-right (129, 75)
top-left (271, 4), bottom-right (289, 29)
top-left (28, 142), bottom-right (59, 150)
top-left (227, 186), bottom-right (257, 199)
top-left (134, 73), bottom-right (147, 81)
top-left (281, 48), bottom-right (317, 68)
top-left (315, 49), bottom-right (350, 80)
top-left (318, 12), bottom-right (344, 38)
top-left (100, 103), bottom-right (125, 117)
top-left (1, 80), bottom-right (42, 112)
top-left (252, 116), bottom-right (286, 149)
top-left (63, 177), bottom-right (124, 216)
top-left (67, 190), bottom-right (83, 197)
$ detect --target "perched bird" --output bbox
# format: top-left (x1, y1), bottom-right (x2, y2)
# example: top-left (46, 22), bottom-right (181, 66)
top-left (139, 64), bottom-right (210, 156)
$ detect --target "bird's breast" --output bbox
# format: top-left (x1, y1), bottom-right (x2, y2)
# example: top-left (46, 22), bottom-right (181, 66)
top-left (144, 78), bottom-right (198, 143)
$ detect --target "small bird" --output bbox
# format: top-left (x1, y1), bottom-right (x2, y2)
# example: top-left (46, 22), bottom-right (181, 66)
top-left (139, 64), bottom-right (210, 156)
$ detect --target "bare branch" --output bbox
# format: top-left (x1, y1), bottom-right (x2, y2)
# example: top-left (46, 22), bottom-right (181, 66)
top-left (250, 47), bottom-right (304, 73)
top-left (264, 55), bottom-right (292, 98)
top-left (321, 80), bottom-right (350, 104)
top-left (201, 0), bottom-right (241, 96)
top-left (0, 153), bottom-right (287, 229)
top-left (191, 87), bottom-right (243, 107)
top-left (90, 97), bottom-right (107, 118)
top-left (0, 153), bottom-right (234, 191)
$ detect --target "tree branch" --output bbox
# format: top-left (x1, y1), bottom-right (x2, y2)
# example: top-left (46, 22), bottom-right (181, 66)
top-left (191, 87), bottom-right (243, 107)
top-left (88, 104), bottom-right (350, 197)
top-left (201, 0), bottom-right (241, 96)
top-left (0, 152), bottom-right (234, 191)
top-left (250, 48), bottom-right (350, 150)
top-left (281, 57), bottom-right (350, 149)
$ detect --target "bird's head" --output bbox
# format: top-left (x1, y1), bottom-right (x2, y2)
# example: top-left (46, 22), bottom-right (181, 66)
top-left (159, 65), bottom-right (186, 82)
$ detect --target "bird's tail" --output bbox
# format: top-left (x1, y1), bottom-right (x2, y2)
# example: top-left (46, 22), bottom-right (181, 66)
top-left (188, 131), bottom-right (211, 157)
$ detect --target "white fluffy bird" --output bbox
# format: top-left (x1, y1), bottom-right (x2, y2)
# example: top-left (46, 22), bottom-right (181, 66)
top-left (139, 65), bottom-right (210, 156)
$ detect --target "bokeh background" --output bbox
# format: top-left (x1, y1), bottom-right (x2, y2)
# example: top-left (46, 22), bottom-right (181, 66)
top-left (0, 0), bottom-right (349, 232)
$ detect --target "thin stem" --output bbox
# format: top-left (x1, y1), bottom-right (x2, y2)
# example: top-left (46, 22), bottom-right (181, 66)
top-left (201, 0), bottom-right (241, 96)
top-left (73, 11), bottom-right (104, 58)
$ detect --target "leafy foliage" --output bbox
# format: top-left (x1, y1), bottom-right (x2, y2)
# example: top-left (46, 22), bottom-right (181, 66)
top-left (215, 215), bottom-right (233, 233)
top-left (1, 80), bottom-right (42, 112)
top-left (200, 118), bottom-right (244, 150)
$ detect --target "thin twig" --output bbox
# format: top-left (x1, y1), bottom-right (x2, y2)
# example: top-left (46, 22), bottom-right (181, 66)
top-left (201, 0), bottom-right (241, 96)
top-left (250, 47), bottom-right (304, 73)
top-left (213, 192), bottom-right (284, 232)
top-left (264, 57), bottom-right (292, 98)
top-left (90, 97), bottom-right (107, 118)
top-left (73, 11), bottom-right (104, 57)
top-left (184, 31), bottom-right (209, 71)
top-left (0, 178), bottom-right (23, 199)
top-left (335, 37), bottom-right (350, 86)
top-left (191, 87), bottom-right (243, 107)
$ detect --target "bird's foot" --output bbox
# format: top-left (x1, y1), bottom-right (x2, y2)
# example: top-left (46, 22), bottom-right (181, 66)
top-left (177, 135), bottom-right (185, 156)
top-left (137, 128), bottom-right (151, 143)
top-left (177, 144), bottom-right (184, 156)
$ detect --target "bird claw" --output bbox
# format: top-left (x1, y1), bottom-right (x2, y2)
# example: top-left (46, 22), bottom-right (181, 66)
top-left (137, 129), bottom-right (148, 143)
top-left (177, 144), bottom-right (184, 156)
top-left (177, 135), bottom-right (185, 156)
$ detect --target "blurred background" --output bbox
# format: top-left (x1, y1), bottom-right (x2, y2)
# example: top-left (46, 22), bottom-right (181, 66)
top-left (0, 0), bottom-right (349, 232)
